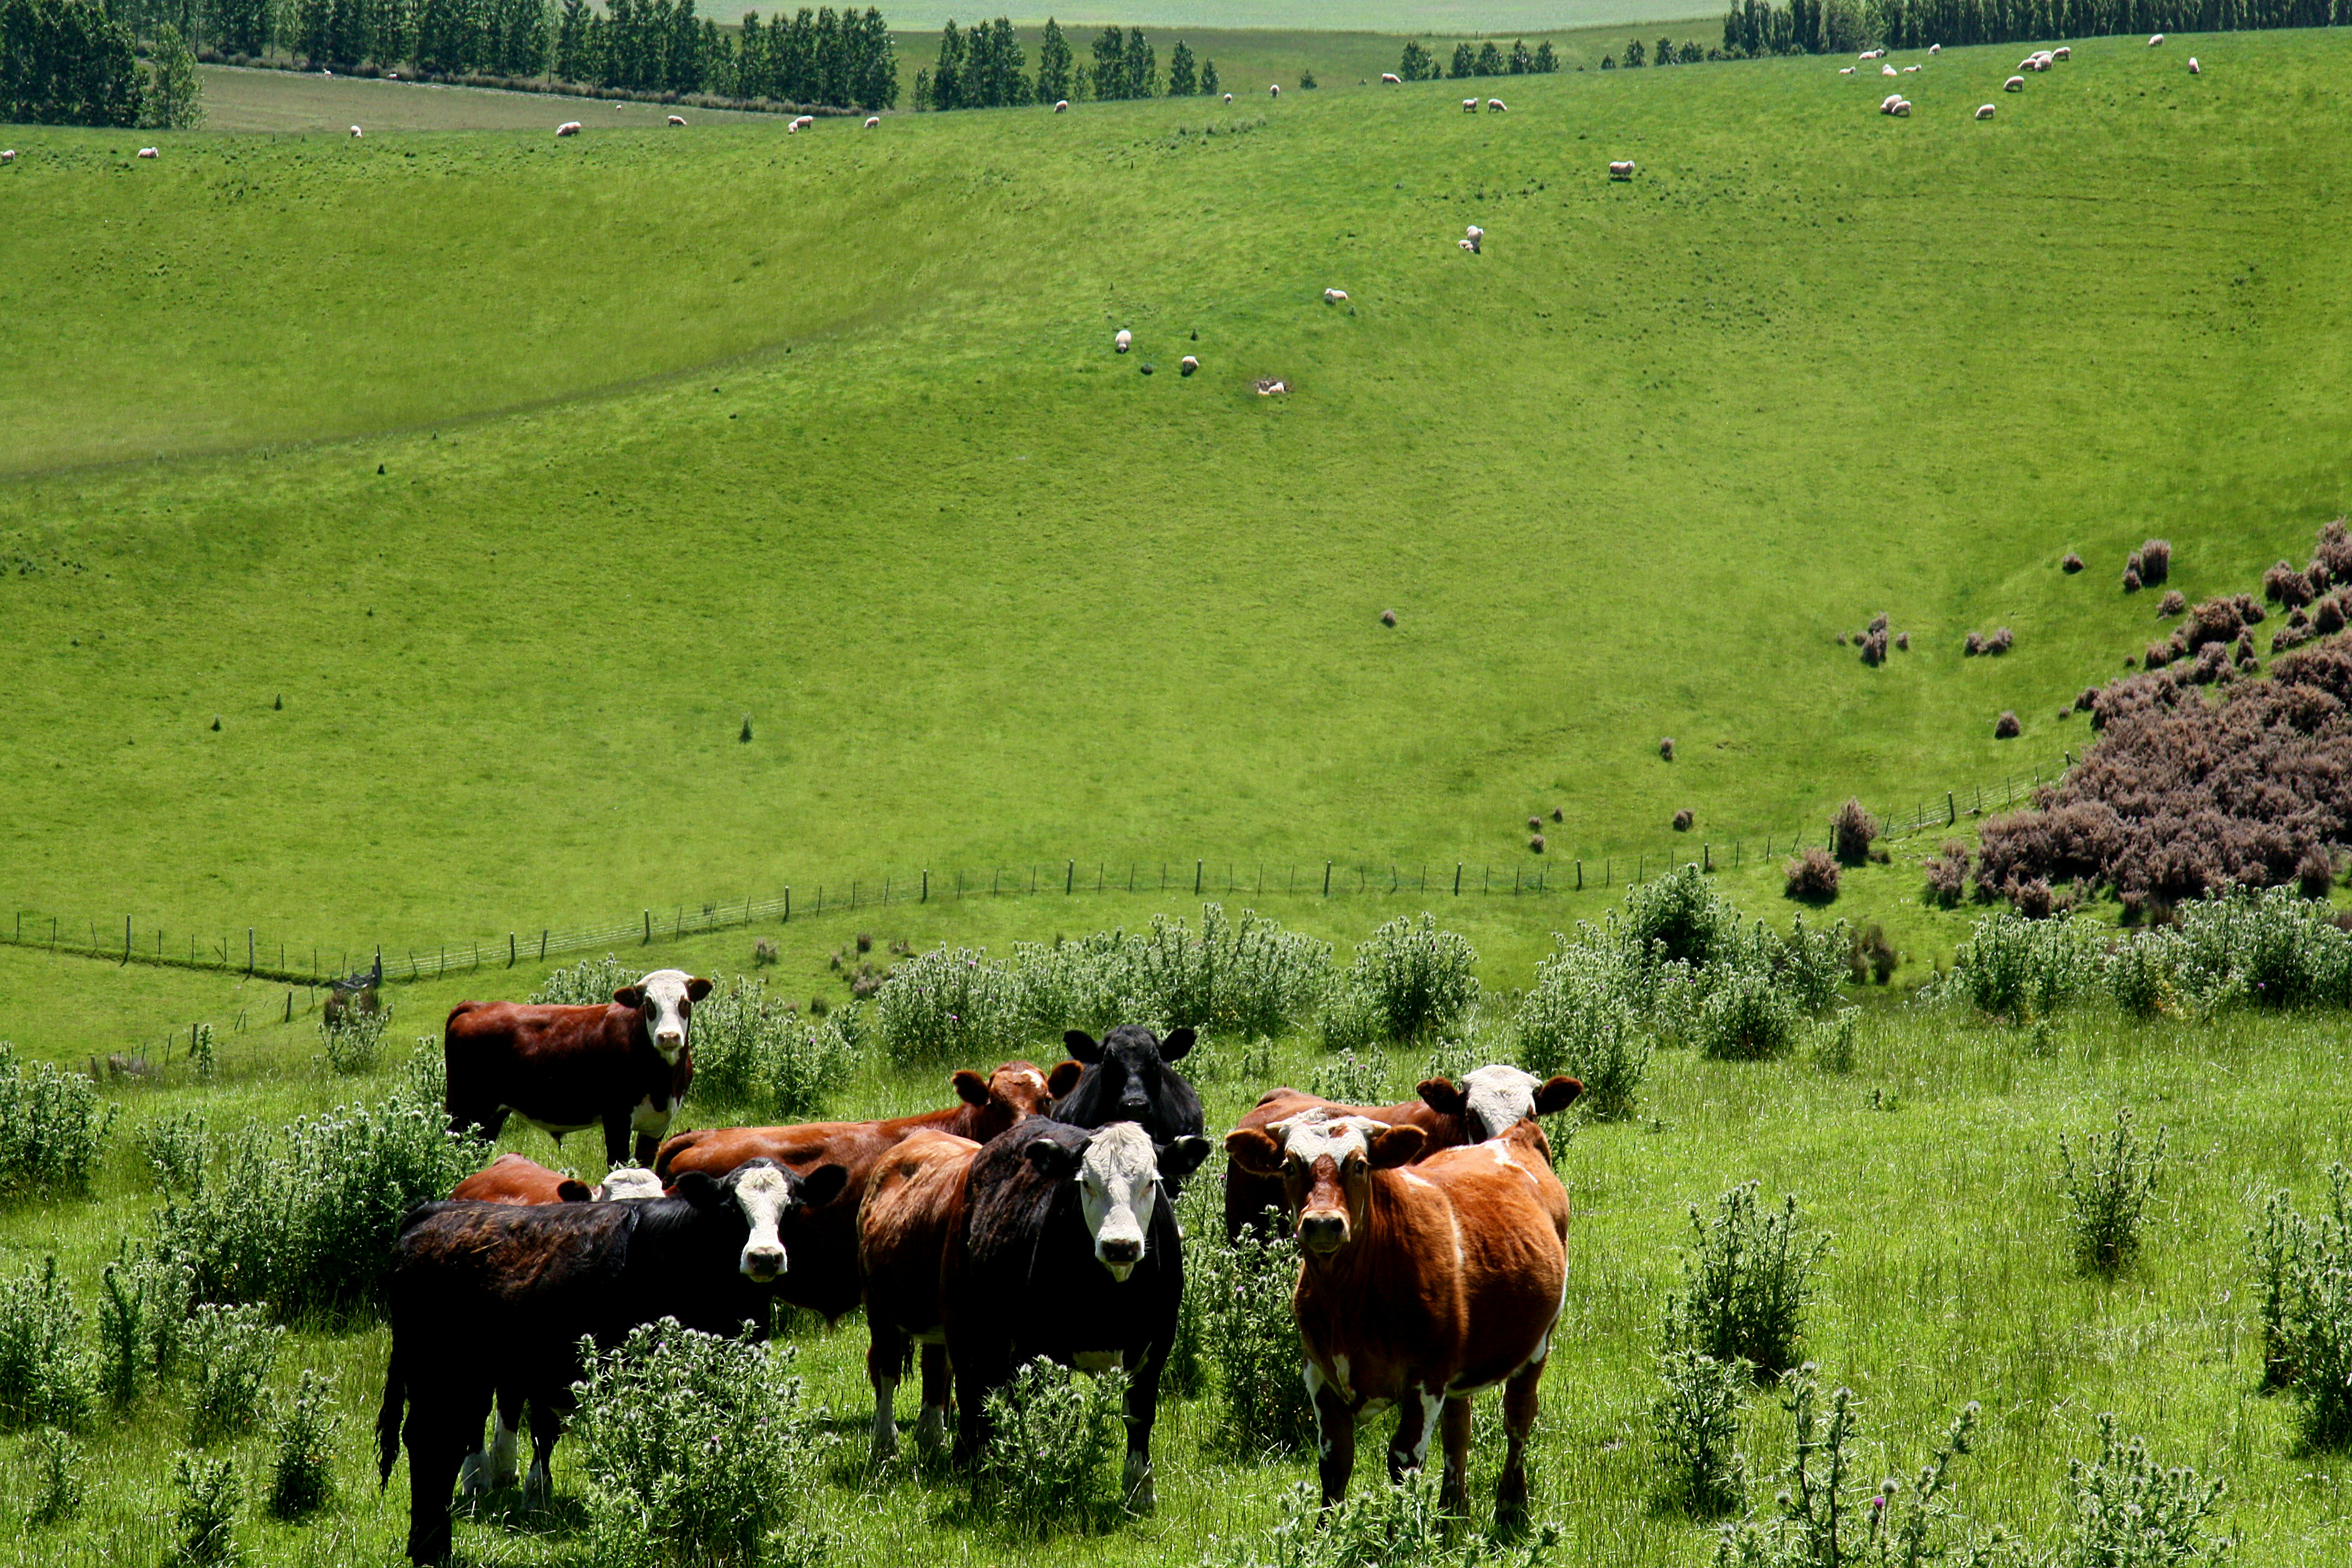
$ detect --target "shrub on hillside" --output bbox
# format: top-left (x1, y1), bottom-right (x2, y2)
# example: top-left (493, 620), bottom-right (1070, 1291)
top-left (1667, 1183), bottom-right (1828, 1380)
top-left (96, 1244), bottom-right (192, 1408)
top-left (2139, 538), bottom-right (2172, 585)
top-left (573, 1320), bottom-right (827, 1567)
top-left (1784, 848), bottom-right (1839, 903)
top-left (172, 1453), bottom-right (240, 1568)
top-left (265, 1370), bottom-right (338, 1521)
top-left (0, 1045), bottom-right (117, 1197)
top-left (1995, 710), bottom-right (2022, 738)
top-left (2057, 1109), bottom-right (2166, 1275)
top-left (1674, 808), bottom-right (1695, 832)
top-left (25, 1425), bottom-right (85, 1528)
top-left (2253, 1165), bottom-right (2352, 1442)
top-left (1923, 841), bottom-right (1971, 907)
top-left (2063, 552), bottom-right (2084, 573)
top-left (1517, 939), bottom-right (1652, 1120)
top-left (2159, 589), bottom-right (2187, 617)
top-left (1652, 1344), bottom-right (1747, 1516)
top-left (2268, 559), bottom-right (2317, 607)
top-left (981, 1358), bottom-right (1131, 1534)
top-left (875, 946), bottom-right (1027, 1067)
top-left (187, 1303), bottom-right (282, 1444)
top-left (2124, 565), bottom-right (2144, 593)
top-left (1846, 924), bottom-right (1897, 986)
top-left (1831, 798), bottom-right (1877, 865)
top-left (1660, 737), bottom-right (1676, 760)
top-left (531, 954), bottom-right (639, 1006)
top-left (0, 1259), bottom-right (96, 1432)
top-left (2045, 1417), bottom-right (2230, 1568)
top-left (690, 977), bottom-right (856, 1119)
top-left (138, 1112), bottom-right (210, 1196)
top-left (1310, 1049), bottom-right (1389, 1106)
top-left (1930, 910), bottom-right (2104, 1020)
top-left (1344, 913), bottom-right (1479, 1042)
top-left (1014, 906), bottom-right (1331, 1042)
top-left (1697, 967), bottom-right (1804, 1060)
top-left (1964, 630), bottom-right (1985, 656)
top-left (1189, 1219), bottom-right (1315, 1455)
top-left (320, 1001), bottom-right (391, 1075)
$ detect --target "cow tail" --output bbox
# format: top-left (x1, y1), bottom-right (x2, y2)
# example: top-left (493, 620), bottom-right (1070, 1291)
top-left (376, 1340), bottom-right (405, 1488)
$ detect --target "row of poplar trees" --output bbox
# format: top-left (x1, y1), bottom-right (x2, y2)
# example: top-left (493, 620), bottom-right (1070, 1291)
top-left (1724, 0), bottom-right (2347, 53)
top-left (916, 17), bottom-right (1222, 110)
top-left (0, 0), bottom-right (203, 124)
top-left (1394, 38), bottom-right (1560, 78)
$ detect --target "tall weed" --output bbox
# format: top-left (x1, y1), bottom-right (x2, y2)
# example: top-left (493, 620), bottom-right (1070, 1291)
top-left (0, 1044), bottom-right (117, 1197)
top-left (186, 1303), bottom-right (282, 1444)
top-left (2056, 1109), bottom-right (2166, 1275)
top-left (2250, 1165), bottom-right (2352, 1446)
top-left (0, 1258), bottom-right (97, 1431)
top-left (1669, 1183), bottom-right (1830, 1379)
top-left (1346, 913), bottom-right (1480, 1042)
top-left (1204, 1472), bottom-right (1559, 1567)
top-left (981, 1357), bottom-right (1132, 1535)
top-left (875, 946), bottom-right (1028, 1067)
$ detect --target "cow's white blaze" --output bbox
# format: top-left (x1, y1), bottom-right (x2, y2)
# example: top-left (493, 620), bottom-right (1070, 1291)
top-left (733, 1165), bottom-right (793, 1280)
top-left (636, 968), bottom-right (697, 1059)
top-left (1461, 1064), bottom-right (1545, 1141)
top-left (1077, 1123), bottom-right (1162, 1281)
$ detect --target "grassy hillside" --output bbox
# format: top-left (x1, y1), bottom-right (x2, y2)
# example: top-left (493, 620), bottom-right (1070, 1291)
top-left (3, 31), bottom-right (2348, 962)
top-left (191, 64), bottom-right (791, 132)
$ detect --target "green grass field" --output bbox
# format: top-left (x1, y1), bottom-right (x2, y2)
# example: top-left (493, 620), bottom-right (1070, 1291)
top-left (5, 30), bottom-right (2344, 968)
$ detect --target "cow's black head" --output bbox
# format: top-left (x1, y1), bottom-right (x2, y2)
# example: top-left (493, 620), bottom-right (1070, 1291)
top-left (1062, 1024), bottom-right (1192, 1117)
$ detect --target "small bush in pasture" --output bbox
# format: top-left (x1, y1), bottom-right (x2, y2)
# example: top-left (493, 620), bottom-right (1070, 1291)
top-left (24, 1425), bottom-right (84, 1527)
top-left (1932, 910), bottom-right (2103, 1020)
top-left (1964, 630), bottom-right (1985, 656)
top-left (2123, 564), bottom-right (2144, 594)
top-left (138, 1111), bottom-right (210, 1195)
top-left (2159, 589), bottom-right (2187, 617)
top-left (1846, 925), bottom-right (1896, 986)
top-left (2105, 932), bottom-right (2180, 1019)
top-left (0, 1044), bottom-right (118, 1197)
top-left (2251, 1166), bottom-right (2352, 1444)
top-left (2063, 552), bottom-right (2085, 573)
top-left (1528, 816), bottom-right (1542, 832)
top-left (981, 1357), bottom-right (1131, 1533)
top-left (1193, 1221), bottom-right (1316, 1455)
top-left (2056, 1109), bottom-right (2166, 1275)
top-left (2297, 848), bottom-right (2335, 900)
top-left (187, 1303), bottom-right (282, 1444)
top-left (0, 1258), bottom-right (96, 1432)
top-left (97, 1244), bottom-right (192, 1407)
top-left (1860, 628), bottom-right (1887, 665)
top-left (1896, 631), bottom-right (1909, 651)
top-left (690, 978), bottom-right (854, 1118)
top-left (753, 937), bottom-right (778, 966)
top-left (2138, 538), bottom-right (2172, 584)
top-left (573, 1319), bottom-right (827, 1567)
top-left (1989, 626), bottom-right (2015, 654)
top-left (1310, 1048), bottom-right (1389, 1105)
top-left (1380, 608), bottom-right (1396, 626)
top-left (1813, 1011), bottom-right (1858, 1075)
top-left (2266, 559), bottom-right (2314, 607)
top-left (1711, 1365), bottom-right (1979, 1568)
top-left (1652, 1345), bottom-right (1747, 1516)
top-left (1674, 809), bottom-right (1695, 832)
top-left (1530, 832), bottom-right (1547, 853)
top-left (876, 947), bottom-right (1027, 1066)
top-left (1346, 913), bottom-right (1479, 1043)
top-left (1108, 905), bottom-right (1331, 1038)
top-left (1206, 1471), bottom-right (1559, 1568)
top-left (1785, 848), bottom-right (1839, 903)
top-left (265, 1369), bottom-right (338, 1521)
top-left (1624, 862), bottom-right (1743, 967)
top-left (190, 1023), bottom-right (217, 1082)
top-left (1923, 841), bottom-right (1970, 908)
top-left (172, 1453), bottom-right (241, 1568)
top-left (2046, 1415), bottom-right (2230, 1568)
top-left (319, 1000), bottom-right (390, 1075)
top-left (1517, 939), bottom-right (1652, 1120)
top-left (1697, 967), bottom-right (1804, 1060)
top-left (1994, 710), bottom-right (2022, 738)
top-left (531, 954), bottom-right (638, 1006)
top-left (1668, 1183), bottom-right (1828, 1379)
top-left (1831, 798), bottom-right (1877, 865)
top-left (1661, 736), bottom-right (1676, 760)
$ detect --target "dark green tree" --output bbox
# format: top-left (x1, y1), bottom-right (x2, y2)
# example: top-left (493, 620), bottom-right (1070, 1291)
top-left (1397, 38), bottom-right (1430, 78)
top-left (1656, 32), bottom-right (1675, 62)
top-left (1087, 22), bottom-right (1120, 97)
top-left (929, 17), bottom-right (962, 106)
top-left (143, 18), bottom-right (200, 122)
top-left (1165, 35), bottom-right (1192, 95)
top-left (1124, 25), bottom-right (1152, 95)
top-left (1533, 39), bottom-right (1557, 70)
top-left (1033, 14), bottom-right (1069, 101)
top-left (0, 0), bottom-right (146, 124)
top-left (1508, 36), bottom-right (1531, 70)
top-left (1475, 39), bottom-right (1502, 73)
top-left (1196, 54), bottom-right (1215, 94)
top-left (856, 7), bottom-right (895, 108)
top-left (1449, 40), bottom-right (1473, 75)
top-left (1623, 36), bottom-right (1645, 64)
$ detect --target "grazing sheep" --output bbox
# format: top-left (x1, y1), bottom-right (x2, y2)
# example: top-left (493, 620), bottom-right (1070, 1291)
top-left (1324, 288), bottom-right (1348, 303)
top-left (556, 121), bottom-right (581, 135)
top-left (1055, 99), bottom-right (1070, 111)
top-left (2053, 45), bottom-right (2070, 58)
top-left (1180, 356), bottom-right (1197, 375)
top-left (1114, 328), bottom-right (1133, 352)
top-left (1269, 83), bottom-right (1280, 96)
top-left (1465, 224), bottom-right (1483, 251)
top-left (350, 124), bottom-right (363, 137)
top-left (1902, 63), bottom-right (1919, 72)
top-left (1839, 66), bottom-right (1854, 74)
top-left (794, 115), bottom-right (814, 129)
top-left (865, 116), bottom-right (880, 127)
top-left (1462, 97), bottom-right (1478, 112)
top-left (2148, 32), bottom-right (2163, 45)
top-left (2188, 56), bottom-right (2200, 74)
top-left (2005, 75), bottom-right (2024, 90)
top-left (1458, 239), bottom-right (1476, 250)
top-left (1223, 92), bottom-right (1233, 102)
top-left (1882, 63), bottom-right (1898, 75)
top-left (1976, 102), bottom-right (1996, 118)
top-left (1, 150), bottom-right (14, 162)
top-left (1893, 98), bottom-right (1911, 115)
top-left (1487, 98), bottom-right (1506, 111)
top-left (1929, 42), bottom-right (1941, 52)
top-left (1881, 92), bottom-right (1902, 110)
top-left (1254, 378), bottom-right (1287, 395)
top-left (137, 146), bottom-right (158, 157)
top-left (668, 114), bottom-right (687, 125)
top-left (1608, 159), bottom-right (1635, 179)
top-left (1381, 72), bottom-right (1401, 84)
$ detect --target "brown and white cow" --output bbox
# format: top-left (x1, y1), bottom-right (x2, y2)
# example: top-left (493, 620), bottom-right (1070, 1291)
top-left (449, 1152), bottom-right (665, 1206)
top-left (1223, 1065), bottom-right (1580, 1238)
top-left (856, 1128), bottom-right (982, 1460)
top-left (652, 1059), bottom-right (1068, 1320)
top-left (1224, 1110), bottom-right (1570, 1523)
top-left (444, 969), bottom-right (711, 1168)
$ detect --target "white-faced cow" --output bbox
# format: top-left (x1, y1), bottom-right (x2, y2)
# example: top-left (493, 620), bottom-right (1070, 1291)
top-left (377, 1158), bottom-right (845, 1565)
top-left (1046, 1027), bottom-right (1205, 1155)
top-left (655, 1060), bottom-right (1063, 1321)
top-left (443, 968), bottom-right (710, 1167)
top-left (857, 1127), bottom-right (983, 1458)
top-left (1223, 1065), bottom-right (1579, 1238)
top-left (943, 1121), bottom-right (1212, 1506)
top-left (1224, 1110), bottom-right (1570, 1525)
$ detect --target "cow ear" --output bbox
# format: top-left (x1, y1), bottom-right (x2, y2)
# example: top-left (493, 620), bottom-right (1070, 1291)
top-left (685, 976), bottom-right (714, 1002)
top-left (1063, 1030), bottom-right (1103, 1064)
top-left (1025, 1138), bottom-right (1081, 1179)
top-left (1224, 1128), bottom-right (1283, 1175)
top-left (796, 1164), bottom-right (850, 1209)
top-left (612, 986), bottom-right (646, 1010)
top-left (673, 1170), bottom-right (723, 1208)
top-left (1368, 1125), bottom-right (1426, 1169)
top-left (1417, 1077), bottom-right (1466, 1116)
top-left (1535, 1076), bottom-right (1585, 1115)
top-left (557, 1179), bottom-right (594, 1202)
top-left (1156, 1135), bottom-right (1213, 1181)
top-left (1047, 1060), bottom-right (1085, 1099)
top-left (952, 1069), bottom-right (990, 1107)
top-left (1159, 1026), bottom-right (1196, 1060)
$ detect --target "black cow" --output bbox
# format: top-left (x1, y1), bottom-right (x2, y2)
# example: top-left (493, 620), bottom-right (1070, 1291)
top-left (942, 1119), bottom-right (1211, 1509)
top-left (375, 1158), bottom-right (846, 1565)
top-left (1048, 1026), bottom-right (1205, 1150)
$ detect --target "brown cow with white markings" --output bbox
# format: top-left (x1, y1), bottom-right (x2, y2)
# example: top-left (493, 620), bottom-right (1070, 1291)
top-left (1223, 1109), bottom-right (1570, 1524)
top-left (449, 1152), bottom-right (665, 1206)
top-left (856, 1127), bottom-right (984, 1459)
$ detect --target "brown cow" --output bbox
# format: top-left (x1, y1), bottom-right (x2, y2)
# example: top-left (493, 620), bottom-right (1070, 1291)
top-left (444, 968), bottom-right (711, 1167)
top-left (1223, 1065), bottom-right (1581, 1238)
top-left (1224, 1110), bottom-right (1570, 1523)
top-left (652, 1059), bottom-right (1070, 1319)
top-left (449, 1153), bottom-right (665, 1206)
top-left (856, 1128), bottom-right (982, 1460)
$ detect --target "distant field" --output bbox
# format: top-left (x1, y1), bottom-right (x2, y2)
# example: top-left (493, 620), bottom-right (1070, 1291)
top-left (193, 64), bottom-right (786, 132)
top-left (859, 0), bottom-right (1719, 34)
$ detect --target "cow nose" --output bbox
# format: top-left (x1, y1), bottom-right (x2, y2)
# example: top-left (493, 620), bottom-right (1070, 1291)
top-left (1099, 1237), bottom-right (1142, 1266)
top-left (1299, 1213), bottom-right (1349, 1254)
top-left (742, 1245), bottom-right (785, 1280)
top-left (658, 1030), bottom-right (684, 1046)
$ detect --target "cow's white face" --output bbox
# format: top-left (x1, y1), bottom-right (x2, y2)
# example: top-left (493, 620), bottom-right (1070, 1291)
top-left (1462, 1065), bottom-right (1547, 1142)
top-left (733, 1164), bottom-right (792, 1281)
top-left (1078, 1124), bottom-right (1162, 1283)
top-left (596, 1167), bottom-right (665, 1201)
top-left (617, 968), bottom-right (710, 1062)
top-left (1272, 1111), bottom-right (1383, 1255)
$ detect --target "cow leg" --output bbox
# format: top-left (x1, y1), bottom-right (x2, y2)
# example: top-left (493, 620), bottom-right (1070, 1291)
top-left (1306, 1361), bottom-right (1357, 1508)
top-left (1385, 1385), bottom-right (1443, 1488)
top-left (913, 1342), bottom-right (952, 1452)
top-left (522, 1399), bottom-right (563, 1514)
top-left (1121, 1344), bottom-right (1168, 1512)
top-left (1496, 1358), bottom-right (1547, 1527)
top-left (605, 1114), bottom-right (634, 1169)
top-left (867, 1322), bottom-right (906, 1463)
top-left (449, 1103), bottom-right (507, 1145)
top-left (405, 1388), bottom-right (488, 1566)
top-left (1439, 1395), bottom-right (1474, 1515)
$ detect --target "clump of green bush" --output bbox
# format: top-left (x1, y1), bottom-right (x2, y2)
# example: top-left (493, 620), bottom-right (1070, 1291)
top-left (1206, 1471), bottom-right (1559, 1568)
top-left (1516, 938), bottom-right (1652, 1119)
top-left (1336, 913), bottom-right (1480, 1043)
top-left (24, 1425), bottom-right (84, 1527)
top-left (689, 977), bottom-right (858, 1119)
top-left (319, 1000), bottom-right (391, 1075)
top-left (1652, 1344), bottom-right (1747, 1516)
top-left (1185, 1212), bottom-right (1315, 1456)
top-left (982, 1357), bottom-right (1133, 1534)
top-left (0, 1257), bottom-right (97, 1433)
top-left (2252, 1164), bottom-right (2352, 1447)
top-left (531, 954), bottom-right (639, 1005)
top-left (876, 945), bottom-right (1030, 1066)
top-left (265, 1370), bottom-right (339, 1521)
top-left (0, 1044), bottom-right (117, 1197)
top-left (1017, 904), bottom-right (1331, 1039)
top-left (97, 1243), bottom-right (192, 1408)
top-left (1668, 1182), bottom-right (1830, 1380)
top-left (2057, 1109), bottom-right (2165, 1275)
top-left (186, 1303), bottom-right (282, 1445)
top-left (137, 1111), bottom-right (211, 1195)
top-left (172, 1452), bottom-right (241, 1568)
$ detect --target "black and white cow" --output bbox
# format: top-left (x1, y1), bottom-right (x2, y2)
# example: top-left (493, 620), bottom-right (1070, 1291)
top-left (1048, 1026), bottom-right (1205, 1151)
top-left (376, 1157), bottom-right (846, 1565)
top-left (942, 1120), bottom-right (1211, 1508)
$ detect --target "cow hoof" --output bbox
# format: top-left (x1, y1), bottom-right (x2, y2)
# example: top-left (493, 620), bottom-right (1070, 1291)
top-left (521, 1468), bottom-right (551, 1514)
top-left (458, 1454), bottom-right (488, 1499)
top-left (913, 1407), bottom-right (949, 1452)
top-left (1123, 1454), bottom-right (1155, 1513)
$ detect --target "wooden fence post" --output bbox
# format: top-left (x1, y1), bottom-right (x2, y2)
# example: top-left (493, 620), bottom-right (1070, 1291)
top-left (1323, 861), bottom-right (1332, 896)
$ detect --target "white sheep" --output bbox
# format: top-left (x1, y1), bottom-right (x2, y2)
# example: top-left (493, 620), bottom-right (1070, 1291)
top-left (1, 150), bottom-right (15, 162)
top-left (1487, 97), bottom-right (1506, 111)
top-left (350, 124), bottom-right (363, 136)
top-left (1976, 102), bottom-right (1996, 118)
top-left (2149, 32), bottom-right (2164, 45)
top-left (1269, 83), bottom-right (1281, 96)
top-left (1462, 97), bottom-right (1478, 112)
top-left (793, 115), bottom-right (814, 129)
top-left (1179, 355), bottom-right (1198, 374)
top-left (1055, 99), bottom-right (1070, 111)
top-left (1458, 238), bottom-right (1476, 249)
top-left (1324, 288), bottom-right (1348, 303)
top-left (1465, 224), bottom-right (1484, 250)
top-left (865, 115), bottom-right (880, 126)
top-left (1223, 92), bottom-right (1233, 102)
top-left (2053, 45), bottom-right (2070, 58)
top-left (2004, 75), bottom-right (2024, 91)
top-left (1882, 63), bottom-right (1897, 75)
top-left (1381, 72), bottom-right (1401, 84)
top-left (1893, 98), bottom-right (1911, 115)
top-left (1839, 66), bottom-right (1853, 74)
top-left (1114, 328), bottom-right (1132, 352)
top-left (2188, 56), bottom-right (2200, 74)
top-left (1902, 63), bottom-right (1919, 72)
top-left (1881, 92), bottom-right (1902, 110)
top-left (556, 121), bottom-right (581, 135)
top-left (137, 146), bottom-right (157, 157)
top-left (1929, 42), bottom-right (1941, 53)
top-left (668, 114), bottom-right (686, 125)
top-left (1609, 159), bottom-right (1635, 179)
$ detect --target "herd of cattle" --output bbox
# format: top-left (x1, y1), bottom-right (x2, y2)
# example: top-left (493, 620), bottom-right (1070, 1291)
top-left (375, 968), bottom-right (1585, 1562)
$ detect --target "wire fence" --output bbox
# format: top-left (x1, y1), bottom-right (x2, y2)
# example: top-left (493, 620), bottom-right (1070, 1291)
top-left (3, 753), bottom-right (2078, 1000)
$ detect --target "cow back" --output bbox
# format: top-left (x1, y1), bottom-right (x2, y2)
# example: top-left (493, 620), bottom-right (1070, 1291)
top-left (444, 1000), bottom-right (669, 1133)
top-left (858, 1130), bottom-right (978, 1339)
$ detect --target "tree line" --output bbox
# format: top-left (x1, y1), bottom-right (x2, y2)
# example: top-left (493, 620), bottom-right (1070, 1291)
top-left (916, 17), bottom-right (1224, 110)
top-left (0, 0), bottom-right (203, 126)
top-left (1721, 0), bottom-right (2350, 56)
top-left (1394, 38), bottom-right (1561, 78)
top-left (1602, 37), bottom-right (1713, 66)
